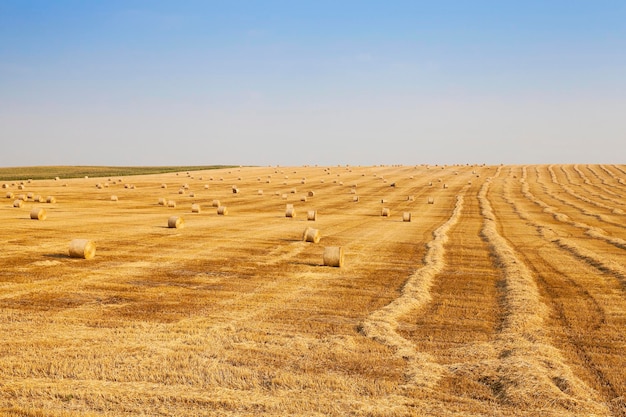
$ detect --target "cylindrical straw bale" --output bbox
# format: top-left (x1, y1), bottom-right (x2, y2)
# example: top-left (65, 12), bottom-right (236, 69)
top-left (178, 189), bottom-right (185, 194)
top-left (443, 184), bottom-right (448, 189)
top-left (353, 196), bottom-right (359, 202)
top-left (307, 210), bottom-right (317, 221)
top-left (381, 207), bottom-right (391, 217)
top-left (217, 206), bottom-right (228, 215)
top-left (189, 192), bottom-right (195, 198)
top-left (18, 194), bottom-right (26, 201)
top-left (281, 194), bottom-right (288, 200)
top-left (30, 207), bottom-right (47, 220)
top-left (18, 185), bottom-right (25, 190)
top-left (307, 191), bottom-right (315, 197)
top-left (211, 199), bottom-right (220, 207)
top-left (110, 195), bottom-right (118, 201)
top-left (402, 212), bottom-right (411, 222)
top-left (323, 246), bottom-right (344, 267)
top-left (26, 192), bottom-right (34, 199)
top-left (33, 195), bottom-right (42, 202)
top-left (96, 183), bottom-right (102, 189)
top-left (161, 184), bottom-right (167, 188)
top-left (1, 183), bottom-right (7, 189)
top-left (285, 207), bottom-right (296, 218)
top-left (191, 203), bottom-right (201, 213)
top-left (407, 195), bottom-right (415, 201)
top-left (46, 196), bottom-right (56, 203)
top-left (381, 199), bottom-right (387, 203)
top-left (303, 227), bottom-right (321, 243)
top-left (13, 199), bottom-right (24, 208)
top-left (300, 196), bottom-right (307, 202)
top-left (168, 200), bottom-right (176, 208)
top-left (158, 198), bottom-right (167, 205)
top-left (69, 239), bottom-right (96, 259)
top-left (290, 188), bottom-right (297, 193)
top-left (258, 189), bottom-right (264, 195)
top-left (428, 197), bottom-right (435, 204)
top-left (6, 192), bottom-right (14, 199)
top-left (204, 184), bottom-right (209, 189)
top-left (168, 216), bottom-right (184, 228)
top-left (232, 188), bottom-right (239, 194)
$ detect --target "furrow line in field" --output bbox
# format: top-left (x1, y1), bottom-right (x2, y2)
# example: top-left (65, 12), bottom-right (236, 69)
top-left (476, 168), bottom-right (610, 413)
top-left (599, 164), bottom-right (626, 187)
top-left (359, 186), bottom-right (469, 389)
top-left (568, 165), bottom-right (624, 200)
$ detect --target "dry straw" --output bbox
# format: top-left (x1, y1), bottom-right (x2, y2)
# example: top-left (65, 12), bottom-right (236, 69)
top-left (285, 207), bottom-right (296, 218)
top-left (30, 207), bottom-right (47, 220)
top-left (381, 207), bottom-right (391, 217)
top-left (46, 196), bottom-right (56, 204)
top-left (13, 199), bottom-right (24, 208)
top-left (323, 246), bottom-right (344, 267)
top-left (211, 199), bottom-right (220, 207)
top-left (168, 216), bottom-right (184, 228)
top-left (303, 226), bottom-right (321, 243)
top-left (69, 239), bottom-right (96, 259)
top-left (307, 210), bottom-right (317, 221)
top-left (6, 192), bottom-right (14, 199)
top-left (402, 212), bottom-right (411, 222)
top-left (191, 203), bottom-right (201, 213)
top-left (217, 206), bottom-right (228, 215)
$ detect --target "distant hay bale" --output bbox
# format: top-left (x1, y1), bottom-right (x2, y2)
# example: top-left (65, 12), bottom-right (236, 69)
top-left (390, 182), bottom-right (396, 187)
top-left (55, 176), bottom-right (60, 181)
top-left (18, 185), bottom-right (25, 190)
top-left (6, 192), bottom-right (14, 199)
top-left (46, 196), bottom-right (56, 204)
top-left (124, 184), bottom-right (130, 189)
top-left (303, 226), bottom-right (321, 243)
top-left (1, 184), bottom-right (7, 189)
top-left (402, 212), bottom-right (411, 222)
top-left (232, 187), bottom-right (239, 194)
top-left (191, 203), bottom-right (201, 213)
top-left (407, 195), bottom-right (415, 201)
top-left (183, 184), bottom-right (190, 189)
top-left (290, 188), bottom-right (297, 193)
top-left (323, 246), bottom-right (344, 267)
top-left (204, 184), bottom-right (209, 189)
top-left (110, 195), bottom-right (118, 201)
top-left (381, 199), bottom-right (387, 203)
top-left (30, 207), bottom-right (47, 220)
top-left (428, 181), bottom-right (433, 186)
top-left (307, 210), bottom-right (317, 221)
top-left (217, 206), bottom-right (228, 215)
top-left (353, 196), bottom-right (359, 202)
top-left (178, 189), bottom-right (185, 194)
top-left (308, 191), bottom-right (315, 197)
top-left (84, 176), bottom-right (89, 179)
top-left (161, 184), bottom-right (167, 188)
top-left (443, 184), bottom-right (448, 189)
top-left (96, 183), bottom-right (102, 189)
top-left (300, 196), bottom-right (307, 202)
top-left (257, 189), bottom-right (264, 195)
top-left (26, 192), bottom-right (34, 199)
top-left (189, 192), bottom-right (195, 198)
top-left (381, 207), bottom-right (391, 217)
top-left (168, 216), bottom-right (184, 228)
top-left (285, 207), bottom-right (296, 218)
top-left (158, 198), bottom-right (167, 205)
top-left (69, 239), bottom-right (96, 259)
top-left (33, 195), bottom-right (42, 202)
top-left (211, 199), bottom-right (220, 207)
top-left (168, 200), bottom-right (176, 208)
top-left (18, 194), bottom-right (26, 201)
top-left (13, 199), bottom-right (24, 208)
top-left (350, 188), bottom-right (357, 194)
top-left (281, 194), bottom-right (288, 200)
top-left (266, 179), bottom-right (271, 183)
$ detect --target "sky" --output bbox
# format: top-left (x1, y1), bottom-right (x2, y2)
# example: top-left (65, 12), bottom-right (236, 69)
top-left (1, 1), bottom-right (625, 167)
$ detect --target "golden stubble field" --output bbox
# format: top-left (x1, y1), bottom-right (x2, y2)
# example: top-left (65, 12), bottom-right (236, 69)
top-left (0, 164), bottom-right (624, 417)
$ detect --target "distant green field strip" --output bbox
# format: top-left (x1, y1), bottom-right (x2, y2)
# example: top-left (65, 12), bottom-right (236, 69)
top-left (0, 165), bottom-right (240, 181)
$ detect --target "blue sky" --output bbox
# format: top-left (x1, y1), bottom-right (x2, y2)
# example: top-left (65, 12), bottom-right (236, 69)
top-left (1, 1), bottom-right (625, 166)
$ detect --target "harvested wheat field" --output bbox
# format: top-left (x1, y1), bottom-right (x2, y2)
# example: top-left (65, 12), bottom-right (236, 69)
top-left (0, 164), bottom-right (624, 417)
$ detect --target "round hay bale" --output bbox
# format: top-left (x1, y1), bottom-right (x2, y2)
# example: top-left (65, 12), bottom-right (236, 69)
top-left (300, 196), bottom-right (307, 202)
top-left (353, 196), bottom-right (359, 202)
top-left (18, 194), bottom-right (26, 201)
top-left (428, 181), bottom-right (433, 186)
top-left (285, 207), bottom-right (296, 218)
top-left (191, 203), bottom-right (201, 213)
top-left (168, 216), bottom-right (184, 228)
top-left (290, 188), bottom-right (297, 193)
top-left (428, 197), bottom-right (435, 204)
top-left (13, 199), bottom-right (24, 208)
top-left (258, 189), bottom-right (264, 195)
top-left (96, 183), bottom-right (103, 189)
top-left (46, 196), bottom-right (56, 204)
top-left (69, 239), bottom-right (96, 259)
top-left (381, 199), bottom-right (388, 203)
top-left (350, 188), bottom-right (357, 194)
top-left (307, 210), bottom-right (317, 221)
top-left (161, 183), bottom-right (167, 188)
top-left (281, 194), bottom-right (288, 200)
top-left (232, 187), bottom-right (239, 194)
top-left (158, 198), bottom-right (167, 205)
top-left (178, 189), bottom-right (185, 194)
top-left (307, 191), bottom-right (315, 197)
top-left (217, 206), bottom-right (228, 215)
top-left (303, 226), bottom-right (321, 243)
top-left (33, 195), bottom-right (42, 202)
top-left (204, 184), bottom-right (209, 189)
top-left (1, 183), bottom-right (7, 189)
top-left (211, 199), bottom-right (220, 207)
top-left (30, 207), bottom-right (47, 220)
top-left (402, 212), bottom-right (411, 222)
top-left (443, 184), bottom-right (448, 189)
top-left (26, 192), bottom-right (34, 199)
top-left (183, 184), bottom-right (190, 190)
top-left (110, 195), bottom-right (118, 201)
top-left (167, 200), bottom-right (176, 208)
top-left (381, 207), bottom-right (391, 217)
top-left (189, 192), bottom-right (195, 198)
top-left (323, 246), bottom-right (344, 267)
top-left (18, 185), bottom-right (25, 190)
top-left (6, 192), bottom-right (14, 199)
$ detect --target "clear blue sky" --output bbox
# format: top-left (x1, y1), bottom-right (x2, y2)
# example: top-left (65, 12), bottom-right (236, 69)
top-left (1, 1), bottom-right (625, 166)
